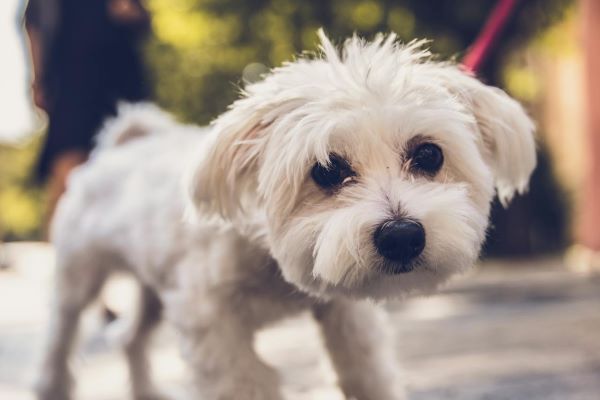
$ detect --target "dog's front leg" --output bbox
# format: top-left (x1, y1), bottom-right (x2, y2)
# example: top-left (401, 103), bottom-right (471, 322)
top-left (177, 309), bottom-right (282, 400)
top-left (313, 299), bottom-right (406, 400)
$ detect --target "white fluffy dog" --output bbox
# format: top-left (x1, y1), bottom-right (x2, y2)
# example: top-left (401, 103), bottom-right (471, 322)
top-left (36, 31), bottom-right (536, 400)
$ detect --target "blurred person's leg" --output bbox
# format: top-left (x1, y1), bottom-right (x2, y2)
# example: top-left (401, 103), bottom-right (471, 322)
top-left (45, 150), bottom-right (87, 238)
top-left (0, 241), bottom-right (7, 270)
top-left (571, 0), bottom-right (600, 273)
top-left (26, 26), bottom-right (48, 112)
top-left (0, 222), bottom-right (6, 270)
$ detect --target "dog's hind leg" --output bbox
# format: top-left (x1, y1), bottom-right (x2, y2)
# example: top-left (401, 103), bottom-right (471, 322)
top-left (123, 285), bottom-right (167, 400)
top-left (35, 254), bottom-right (109, 400)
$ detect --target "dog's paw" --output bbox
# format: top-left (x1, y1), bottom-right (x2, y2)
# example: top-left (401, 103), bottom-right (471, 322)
top-left (134, 388), bottom-right (174, 400)
top-left (136, 395), bottom-right (171, 400)
top-left (203, 378), bottom-right (283, 400)
top-left (35, 383), bottom-right (72, 400)
top-left (34, 373), bottom-right (73, 400)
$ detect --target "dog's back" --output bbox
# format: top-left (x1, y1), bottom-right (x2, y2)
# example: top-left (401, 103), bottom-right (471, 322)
top-left (50, 103), bottom-right (208, 284)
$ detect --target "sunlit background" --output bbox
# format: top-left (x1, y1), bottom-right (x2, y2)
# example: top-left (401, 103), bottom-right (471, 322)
top-left (0, 0), bottom-right (43, 240)
top-left (0, 0), bottom-right (36, 142)
top-left (0, 0), bottom-right (578, 255)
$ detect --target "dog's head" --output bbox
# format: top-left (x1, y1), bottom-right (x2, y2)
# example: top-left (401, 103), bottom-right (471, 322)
top-left (189, 31), bottom-right (536, 299)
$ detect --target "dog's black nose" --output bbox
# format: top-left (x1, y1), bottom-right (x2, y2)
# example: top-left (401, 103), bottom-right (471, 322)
top-left (374, 220), bottom-right (425, 269)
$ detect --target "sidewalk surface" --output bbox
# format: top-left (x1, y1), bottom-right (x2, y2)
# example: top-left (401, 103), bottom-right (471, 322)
top-left (1, 242), bottom-right (599, 400)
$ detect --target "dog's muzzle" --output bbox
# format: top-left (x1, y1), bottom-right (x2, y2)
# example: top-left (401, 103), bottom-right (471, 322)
top-left (374, 219), bottom-right (425, 273)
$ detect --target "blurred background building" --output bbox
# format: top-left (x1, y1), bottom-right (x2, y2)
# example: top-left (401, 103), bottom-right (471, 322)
top-left (0, 0), bottom-right (591, 261)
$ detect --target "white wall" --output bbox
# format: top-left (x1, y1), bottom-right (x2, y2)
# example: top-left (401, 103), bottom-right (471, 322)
top-left (0, 0), bottom-right (38, 143)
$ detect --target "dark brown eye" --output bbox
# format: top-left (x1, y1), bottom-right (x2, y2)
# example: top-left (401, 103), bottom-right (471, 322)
top-left (411, 143), bottom-right (444, 174)
top-left (311, 154), bottom-right (355, 189)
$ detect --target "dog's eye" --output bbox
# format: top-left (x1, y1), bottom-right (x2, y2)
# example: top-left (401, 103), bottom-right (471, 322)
top-left (311, 154), bottom-right (355, 189)
top-left (411, 143), bottom-right (444, 174)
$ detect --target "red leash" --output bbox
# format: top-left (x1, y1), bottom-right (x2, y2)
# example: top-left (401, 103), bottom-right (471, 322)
top-left (462, 0), bottom-right (521, 74)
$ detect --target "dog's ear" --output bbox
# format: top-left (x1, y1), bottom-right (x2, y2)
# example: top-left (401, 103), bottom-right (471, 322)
top-left (188, 82), bottom-right (307, 220)
top-left (437, 66), bottom-right (537, 206)
top-left (187, 98), bottom-right (272, 220)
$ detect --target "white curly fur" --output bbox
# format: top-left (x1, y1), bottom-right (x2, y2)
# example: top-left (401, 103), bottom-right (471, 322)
top-left (36, 30), bottom-right (536, 400)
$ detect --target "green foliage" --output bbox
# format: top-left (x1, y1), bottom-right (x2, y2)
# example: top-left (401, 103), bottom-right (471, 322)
top-left (0, 136), bottom-right (44, 240)
top-left (143, 0), bottom-right (572, 256)
top-left (2, 0), bottom-right (572, 248)
top-left (146, 0), bottom-right (572, 125)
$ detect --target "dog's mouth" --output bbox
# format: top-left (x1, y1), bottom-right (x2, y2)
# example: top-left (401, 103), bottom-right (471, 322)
top-left (377, 258), bottom-right (423, 275)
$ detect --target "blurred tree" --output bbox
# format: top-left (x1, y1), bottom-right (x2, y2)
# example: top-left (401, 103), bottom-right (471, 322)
top-left (146, 0), bottom-right (571, 123)
top-left (0, 136), bottom-right (44, 240)
top-left (3, 0), bottom-right (573, 253)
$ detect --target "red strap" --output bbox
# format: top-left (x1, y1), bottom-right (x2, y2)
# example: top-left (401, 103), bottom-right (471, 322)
top-left (462, 0), bottom-right (520, 74)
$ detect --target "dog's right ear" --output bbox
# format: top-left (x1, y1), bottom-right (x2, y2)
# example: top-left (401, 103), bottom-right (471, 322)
top-left (187, 79), bottom-right (310, 220)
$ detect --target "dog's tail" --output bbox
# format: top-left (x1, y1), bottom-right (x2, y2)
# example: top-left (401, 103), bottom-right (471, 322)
top-left (95, 102), bottom-right (176, 149)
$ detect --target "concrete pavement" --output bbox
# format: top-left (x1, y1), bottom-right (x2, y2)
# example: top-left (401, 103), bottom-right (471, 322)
top-left (1, 242), bottom-right (599, 399)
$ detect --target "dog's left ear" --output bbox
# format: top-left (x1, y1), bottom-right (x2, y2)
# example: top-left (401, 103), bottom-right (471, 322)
top-left (437, 66), bottom-right (537, 205)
